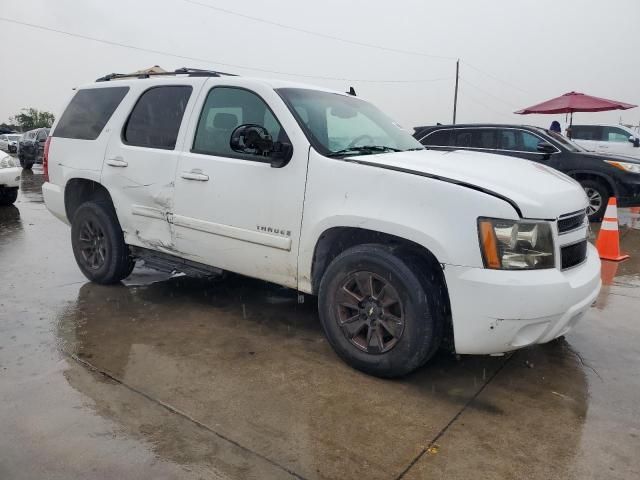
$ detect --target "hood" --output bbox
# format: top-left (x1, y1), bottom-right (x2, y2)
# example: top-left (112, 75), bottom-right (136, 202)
top-left (349, 149), bottom-right (587, 219)
top-left (576, 150), bottom-right (640, 164)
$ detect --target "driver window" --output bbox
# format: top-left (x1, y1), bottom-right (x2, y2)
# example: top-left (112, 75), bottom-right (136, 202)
top-left (521, 131), bottom-right (542, 152)
top-left (193, 87), bottom-right (287, 158)
top-left (603, 126), bottom-right (631, 142)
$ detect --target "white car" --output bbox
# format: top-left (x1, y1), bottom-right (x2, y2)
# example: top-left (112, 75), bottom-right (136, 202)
top-left (0, 153), bottom-right (21, 205)
top-left (0, 133), bottom-right (22, 154)
top-left (42, 69), bottom-right (601, 377)
top-left (571, 124), bottom-right (640, 158)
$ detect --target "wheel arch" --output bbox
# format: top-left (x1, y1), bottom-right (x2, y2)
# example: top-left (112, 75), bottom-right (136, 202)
top-left (565, 170), bottom-right (617, 198)
top-left (64, 178), bottom-right (115, 223)
top-left (308, 226), bottom-right (453, 348)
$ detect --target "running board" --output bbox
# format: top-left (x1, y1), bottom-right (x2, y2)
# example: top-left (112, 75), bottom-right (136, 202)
top-left (129, 246), bottom-right (224, 278)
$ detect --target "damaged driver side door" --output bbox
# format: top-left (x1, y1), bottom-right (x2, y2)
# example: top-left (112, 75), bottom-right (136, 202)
top-left (102, 84), bottom-right (196, 252)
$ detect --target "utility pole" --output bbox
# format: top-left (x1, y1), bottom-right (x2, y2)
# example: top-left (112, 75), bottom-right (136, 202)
top-left (452, 59), bottom-right (459, 125)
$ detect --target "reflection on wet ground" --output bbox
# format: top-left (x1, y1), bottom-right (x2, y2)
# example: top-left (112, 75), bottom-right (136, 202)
top-left (18, 167), bottom-right (45, 203)
top-left (1, 170), bottom-right (639, 479)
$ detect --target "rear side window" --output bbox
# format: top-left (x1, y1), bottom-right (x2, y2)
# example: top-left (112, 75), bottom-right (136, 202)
top-left (422, 129), bottom-right (450, 146)
top-left (123, 86), bottom-right (192, 150)
top-left (453, 129), bottom-right (473, 147)
top-left (571, 125), bottom-right (601, 141)
top-left (53, 87), bottom-right (129, 140)
top-left (450, 129), bottom-right (495, 149)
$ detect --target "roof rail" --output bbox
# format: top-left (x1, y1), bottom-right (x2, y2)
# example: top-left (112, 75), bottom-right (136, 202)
top-left (95, 67), bottom-right (237, 82)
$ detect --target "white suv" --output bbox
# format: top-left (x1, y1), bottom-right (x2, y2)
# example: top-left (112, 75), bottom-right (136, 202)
top-left (43, 69), bottom-right (601, 377)
top-left (571, 124), bottom-right (640, 158)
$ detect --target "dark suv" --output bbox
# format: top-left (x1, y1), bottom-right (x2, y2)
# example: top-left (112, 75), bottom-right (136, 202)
top-left (413, 124), bottom-right (640, 220)
top-left (18, 128), bottom-right (50, 169)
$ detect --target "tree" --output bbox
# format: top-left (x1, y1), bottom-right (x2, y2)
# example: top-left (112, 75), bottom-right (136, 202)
top-left (9, 108), bottom-right (55, 131)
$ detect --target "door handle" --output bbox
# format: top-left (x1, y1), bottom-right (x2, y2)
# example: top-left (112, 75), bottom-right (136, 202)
top-left (106, 156), bottom-right (128, 167)
top-left (181, 170), bottom-right (209, 181)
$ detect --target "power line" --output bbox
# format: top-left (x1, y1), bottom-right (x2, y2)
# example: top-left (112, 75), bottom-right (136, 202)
top-left (459, 86), bottom-right (512, 119)
top-left (0, 16), bottom-right (452, 84)
top-left (183, 1), bottom-right (533, 99)
top-left (183, 0), bottom-right (457, 61)
top-left (461, 60), bottom-right (531, 95)
top-left (460, 78), bottom-right (519, 109)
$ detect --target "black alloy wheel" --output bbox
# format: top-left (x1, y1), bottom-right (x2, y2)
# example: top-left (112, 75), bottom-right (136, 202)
top-left (336, 271), bottom-right (405, 354)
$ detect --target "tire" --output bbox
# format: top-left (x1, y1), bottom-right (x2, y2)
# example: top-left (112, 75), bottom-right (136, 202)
top-left (318, 244), bottom-right (444, 378)
top-left (580, 179), bottom-right (609, 221)
top-left (71, 201), bottom-right (134, 284)
top-left (0, 187), bottom-right (18, 206)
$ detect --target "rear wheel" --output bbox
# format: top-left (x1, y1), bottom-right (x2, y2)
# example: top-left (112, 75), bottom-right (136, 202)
top-left (318, 244), bottom-right (444, 378)
top-left (71, 201), bottom-right (134, 284)
top-left (0, 187), bottom-right (18, 206)
top-left (580, 179), bottom-right (609, 221)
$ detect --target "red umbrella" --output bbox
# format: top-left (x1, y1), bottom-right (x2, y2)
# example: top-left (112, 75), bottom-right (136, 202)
top-left (515, 91), bottom-right (636, 133)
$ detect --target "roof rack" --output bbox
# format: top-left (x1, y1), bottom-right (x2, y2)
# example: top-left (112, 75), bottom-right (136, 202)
top-left (95, 67), bottom-right (237, 82)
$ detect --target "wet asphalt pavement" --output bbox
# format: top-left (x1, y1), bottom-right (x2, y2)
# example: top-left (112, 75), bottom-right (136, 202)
top-left (1, 167), bottom-right (639, 479)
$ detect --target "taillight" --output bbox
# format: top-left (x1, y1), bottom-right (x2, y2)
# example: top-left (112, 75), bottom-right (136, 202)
top-left (43, 136), bottom-right (51, 182)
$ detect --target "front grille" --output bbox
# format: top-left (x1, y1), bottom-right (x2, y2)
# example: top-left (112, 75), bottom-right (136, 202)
top-left (558, 210), bottom-right (586, 234)
top-left (561, 240), bottom-right (588, 270)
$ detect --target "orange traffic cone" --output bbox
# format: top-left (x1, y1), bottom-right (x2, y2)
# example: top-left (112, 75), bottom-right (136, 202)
top-left (595, 198), bottom-right (629, 261)
top-left (600, 260), bottom-right (620, 286)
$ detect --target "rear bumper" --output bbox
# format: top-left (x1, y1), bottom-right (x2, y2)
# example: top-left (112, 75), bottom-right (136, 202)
top-left (444, 243), bottom-right (601, 355)
top-left (42, 182), bottom-right (69, 225)
top-left (0, 167), bottom-right (21, 188)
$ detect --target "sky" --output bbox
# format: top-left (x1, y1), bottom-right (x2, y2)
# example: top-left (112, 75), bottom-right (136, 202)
top-left (1, 0), bottom-right (639, 131)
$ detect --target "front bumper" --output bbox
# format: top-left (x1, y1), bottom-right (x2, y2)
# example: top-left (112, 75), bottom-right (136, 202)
top-left (0, 166), bottom-right (21, 188)
top-left (444, 243), bottom-right (601, 355)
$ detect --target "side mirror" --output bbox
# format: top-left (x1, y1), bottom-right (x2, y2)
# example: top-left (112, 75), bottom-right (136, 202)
top-left (629, 135), bottom-right (640, 147)
top-left (536, 142), bottom-right (556, 154)
top-left (230, 124), bottom-right (293, 168)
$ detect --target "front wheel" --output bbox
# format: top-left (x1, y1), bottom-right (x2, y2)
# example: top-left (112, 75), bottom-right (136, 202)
top-left (71, 201), bottom-right (134, 284)
top-left (580, 179), bottom-right (609, 221)
top-left (0, 187), bottom-right (18, 206)
top-left (318, 244), bottom-right (444, 378)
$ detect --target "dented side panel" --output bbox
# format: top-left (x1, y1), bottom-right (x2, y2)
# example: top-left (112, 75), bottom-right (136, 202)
top-left (100, 80), bottom-right (204, 254)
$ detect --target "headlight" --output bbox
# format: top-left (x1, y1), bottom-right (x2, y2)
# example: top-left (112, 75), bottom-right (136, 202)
top-left (478, 218), bottom-right (555, 270)
top-left (0, 156), bottom-right (17, 168)
top-left (605, 160), bottom-right (640, 174)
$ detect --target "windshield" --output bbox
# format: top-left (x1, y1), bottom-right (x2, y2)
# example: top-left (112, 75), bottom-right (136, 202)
top-left (545, 130), bottom-right (586, 152)
top-left (277, 88), bottom-right (423, 157)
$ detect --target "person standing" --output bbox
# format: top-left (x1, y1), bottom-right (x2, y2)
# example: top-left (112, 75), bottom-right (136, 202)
top-left (549, 121), bottom-right (562, 133)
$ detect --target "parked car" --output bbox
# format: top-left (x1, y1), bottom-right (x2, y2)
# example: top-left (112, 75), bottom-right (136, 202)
top-left (18, 128), bottom-right (50, 169)
top-left (570, 124), bottom-right (640, 158)
top-left (0, 133), bottom-right (22, 153)
top-left (414, 124), bottom-right (640, 221)
top-left (0, 152), bottom-right (21, 205)
top-left (43, 70), bottom-right (600, 377)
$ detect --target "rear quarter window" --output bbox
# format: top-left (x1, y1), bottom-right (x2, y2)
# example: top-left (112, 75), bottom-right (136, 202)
top-left (53, 87), bottom-right (129, 140)
top-left (421, 129), bottom-right (450, 146)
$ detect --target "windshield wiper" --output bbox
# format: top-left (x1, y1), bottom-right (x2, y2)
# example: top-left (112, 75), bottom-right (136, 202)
top-left (327, 145), bottom-right (403, 157)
